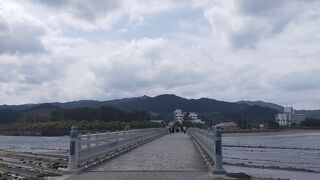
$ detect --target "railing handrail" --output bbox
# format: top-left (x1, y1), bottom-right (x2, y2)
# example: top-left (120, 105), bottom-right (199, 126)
top-left (68, 127), bottom-right (166, 170)
top-left (187, 127), bottom-right (226, 174)
top-left (80, 129), bottom-right (146, 138)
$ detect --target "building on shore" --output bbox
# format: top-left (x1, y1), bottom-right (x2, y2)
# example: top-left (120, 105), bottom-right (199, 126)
top-left (188, 112), bottom-right (205, 124)
top-left (173, 109), bottom-right (205, 124)
top-left (275, 107), bottom-right (305, 127)
top-left (214, 122), bottom-right (238, 130)
top-left (173, 109), bottom-right (185, 124)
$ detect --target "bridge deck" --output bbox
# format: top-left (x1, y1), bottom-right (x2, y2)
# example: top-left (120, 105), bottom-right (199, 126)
top-left (67, 133), bottom-right (217, 180)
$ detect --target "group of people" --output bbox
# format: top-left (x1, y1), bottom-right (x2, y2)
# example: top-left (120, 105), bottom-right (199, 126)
top-left (168, 126), bottom-right (187, 134)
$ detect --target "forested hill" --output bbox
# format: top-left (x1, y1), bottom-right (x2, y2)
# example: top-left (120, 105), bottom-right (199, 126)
top-left (101, 94), bottom-right (244, 113)
top-left (1, 94), bottom-right (262, 113)
top-left (0, 94), bottom-right (281, 124)
top-left (236, 100), bottom-right (320, 118)
top-left (237, 100), bottom-right (284, 112)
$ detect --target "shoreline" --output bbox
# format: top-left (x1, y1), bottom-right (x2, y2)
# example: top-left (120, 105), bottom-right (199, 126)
top-left (0, 149), bottom-right (67, 179)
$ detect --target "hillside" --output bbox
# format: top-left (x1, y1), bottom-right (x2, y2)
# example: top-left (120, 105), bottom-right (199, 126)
top-left (0, 94), bottom-right (281, 124)
top-left (295, 110), bottom-right (320, 119)
top-left (237, 100), bottom-right (284, 112)
top-left (237, 100), bottom-right (320, 118)
top-left (19, 104), bottom-right (62, 122)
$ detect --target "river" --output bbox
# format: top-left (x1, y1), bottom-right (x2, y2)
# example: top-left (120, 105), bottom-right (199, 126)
top-left (223, 131), bottom-right (320, 180)
top-left (0, 131), bottom-right (319, 180)
top-left (0, 135), bottom-right (69, 152)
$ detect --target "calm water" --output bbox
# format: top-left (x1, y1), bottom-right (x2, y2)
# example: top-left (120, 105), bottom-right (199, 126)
top-left (223, 132), bottom-right (320, 180)
top-left (0, 132), bottom-right (319, 179)
top-left (0, 135), bottom-right (69, 152)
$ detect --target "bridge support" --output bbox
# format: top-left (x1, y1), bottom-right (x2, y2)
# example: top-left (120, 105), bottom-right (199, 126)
top-left (212, 128), bottom-right (226, 174)
top-left (68, 126), bottom-right (79, 170)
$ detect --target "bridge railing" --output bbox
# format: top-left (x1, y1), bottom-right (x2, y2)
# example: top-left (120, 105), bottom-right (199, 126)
top-left (187, 127), bottom-right (226, 174)
top-left (68, 127), bottom-right (166, 170)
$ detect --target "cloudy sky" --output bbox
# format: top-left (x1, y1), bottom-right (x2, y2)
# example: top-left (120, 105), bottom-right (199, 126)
top-left (0, 0), bottom-right (320, 109)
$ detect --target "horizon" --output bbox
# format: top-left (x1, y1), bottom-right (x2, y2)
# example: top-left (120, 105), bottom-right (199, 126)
top-left (1, 1), bottom-right (320, 109)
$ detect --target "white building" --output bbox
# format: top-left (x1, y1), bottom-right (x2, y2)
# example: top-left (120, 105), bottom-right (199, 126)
top-left (275, 107), bottom-right (305, 127)
top-left (173, 109), bottom-right (185, 124)
top-left (189, 112), bottom-right (205, 124)
top-left (173, 109), bottom-right (205, 124)
top-left (275, 113), bottom-right (288, 126)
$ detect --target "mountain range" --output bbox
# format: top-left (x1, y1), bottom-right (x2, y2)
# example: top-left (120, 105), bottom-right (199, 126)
top-left (0, 94), bottom-right (319, 124)
top-left (236, 100), bottom-right (320, 118)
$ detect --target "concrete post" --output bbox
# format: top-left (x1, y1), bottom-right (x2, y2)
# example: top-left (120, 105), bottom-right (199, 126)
top-left (212, 128), bottom-right (226, 174)
top-left (68, 126), bottom-right (79, 170)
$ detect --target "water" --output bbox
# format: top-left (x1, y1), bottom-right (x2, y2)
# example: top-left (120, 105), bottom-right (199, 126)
top-left (0, 135), bottom-right (69, 152)
top-left (0, 132), bottom-right (319, 179)
top-left (223, 132), bottom-right (320, 180)
top-left (225, 165), bottom-right (320, 180)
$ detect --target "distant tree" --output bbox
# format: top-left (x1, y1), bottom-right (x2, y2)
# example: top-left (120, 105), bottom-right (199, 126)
top-left (291, 123), bottom-right (298, 128)
top-left (182, 120), bottom-right (195, 128)
top-left (301, 118), bottom-right (320, 127)
top-left (0, 109), bottom-right (20, 124)
top-left (51, 111), bottom-right (64, 121)
top-left (182, 112), bottom-right (186, 121)
top-left (155, 114), bottom-right (164, 120)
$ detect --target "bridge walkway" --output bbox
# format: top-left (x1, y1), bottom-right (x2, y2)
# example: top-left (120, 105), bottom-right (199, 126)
top-left (67, 133), bottom-right (218, 180)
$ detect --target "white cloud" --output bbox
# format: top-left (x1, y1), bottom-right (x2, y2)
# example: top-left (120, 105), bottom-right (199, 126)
top-left (0, 0), bottom-right (319, 109)
top-left (117, 28), bottom-right (127, 34)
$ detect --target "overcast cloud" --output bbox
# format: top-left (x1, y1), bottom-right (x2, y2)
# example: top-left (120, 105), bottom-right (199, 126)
top-left (0, 0), bottom-right (319, 109)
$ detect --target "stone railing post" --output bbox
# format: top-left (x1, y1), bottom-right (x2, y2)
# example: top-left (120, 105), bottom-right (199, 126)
top-left (213, 128), bottom-right (226, 174)
top-left (68, 126), bottom-right (79, 170)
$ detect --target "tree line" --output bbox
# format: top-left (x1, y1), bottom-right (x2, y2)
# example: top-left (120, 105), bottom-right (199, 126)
top-left (301, 118), bottom-right (320, 128)
top-left (0, 106), bottom-right (163, 132)
top-left (50, 106), bottom-right (150, 122)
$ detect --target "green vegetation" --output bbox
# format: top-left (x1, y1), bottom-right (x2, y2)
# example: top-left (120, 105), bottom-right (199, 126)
top-left (301, 118), bottom-right (320, 128)
top-left (0, 106), bottom-right (162, 132)
top-left (0, 109), bottom-right (20, 124)
top-left (0, 94), bottom-right (281, 124)
top-left (236, 118), bottom-right (279, 129)
top-left (50, 106), bottom-right (150, 122)
top-left (0, 120), bottom-right (161, 131)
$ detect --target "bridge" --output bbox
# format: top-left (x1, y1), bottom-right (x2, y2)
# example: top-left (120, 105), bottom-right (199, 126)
top-left (64, 127), bottom-right (229, 180)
